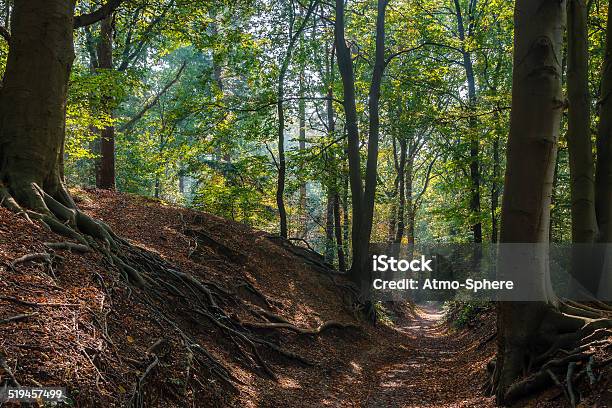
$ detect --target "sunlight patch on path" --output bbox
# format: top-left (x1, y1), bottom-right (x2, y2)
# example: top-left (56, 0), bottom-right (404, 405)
top-left (364, 303), bottom-right (495, 408)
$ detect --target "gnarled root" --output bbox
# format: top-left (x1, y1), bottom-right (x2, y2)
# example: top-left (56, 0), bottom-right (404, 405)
top-left (1, 183), bottom-right (321, 394)
top-left (488, 302), bottom-right (612, 405)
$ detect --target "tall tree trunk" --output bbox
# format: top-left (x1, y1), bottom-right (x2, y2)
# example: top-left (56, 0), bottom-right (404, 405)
top-left (404, 150), bottom-right (415, 245)
top-left (394, 138), bottom-right (407, 243)
top-left (335, 0), bottom-right (364, 284)
top-left (298, 73), bottom-right (308, 238)
top-left (387, 136), bottom-right (399, 243)
top-left (454, 0), bottom-right (482, 243)
top-left (567, 0), bottom-right (601, 294)
top-left (567, 0), bottom-right (596, 243)
top-left (96, 14), bottom-right (116, 190)
top-left (493, 0), bottom-right (569, 402)
top-left (593, 0), bottom-right (612, 298)
top-left (273, 2), bottom-right (316, 238)
top-left (0, 0), bottom-right (76, 211)
top-left (333, 192), bottom-right (346, 272)
top-left (342, 162), bottom-right (350, 267)
top-left (491, 127), bottom-right (500, 243)
top-left (324, 187), bottom-right (335, 262)
top-left (596, 0), bottom-right (612, 243)
top-left (335, 0), bottom-right (386, 294)
top-left (276, 79), bottom-right (288, 238)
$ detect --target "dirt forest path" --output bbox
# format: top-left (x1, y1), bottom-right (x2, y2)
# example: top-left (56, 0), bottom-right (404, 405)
top-left (362, 304), bottom-right (496, 408)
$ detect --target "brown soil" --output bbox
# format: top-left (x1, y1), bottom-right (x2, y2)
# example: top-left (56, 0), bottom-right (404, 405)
top-left (0, 189), bottom-right (610, 407)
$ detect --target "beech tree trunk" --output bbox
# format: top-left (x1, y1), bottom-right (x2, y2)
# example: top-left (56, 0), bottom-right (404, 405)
top-left (404, 152), bottom-right (415, 245)
top-left (335, 0), bottom-right (386, 296)
top-left (454, 0), bottom-right (482, 244)
top-left (394, 138), bottom-right (407, 243)
top-left (0, 0), bottom-right (76, 211)
top-left (274, 2), bottom-right (316, 238)
top-left (298, 73), bottom-right (307, 238)
top-left (325, 187), bottom-right (335, 263)
top-left (491, 129), bottom-right (500, 243)
top-left (333, 192), bottom-right (346, 272)
top-left (596, 0), bottom-right (612, 243)
top-left (567, 0), bottom-right (596, 243)
top-left (96, 14), bottom-right (116, 190)
top-left (567, 0), bottom-right (601, 294)
top-left (494, 0), bottom-right (567, 401)
top-left (593, 0), bottom-right (612, 298)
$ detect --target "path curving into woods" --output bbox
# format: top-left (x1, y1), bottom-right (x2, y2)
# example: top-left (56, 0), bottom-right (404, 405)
top-left (363, 305), bottom-right (496, 408)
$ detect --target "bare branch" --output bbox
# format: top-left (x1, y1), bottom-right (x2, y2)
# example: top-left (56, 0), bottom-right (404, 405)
top-left (119, 60), bottom-right (187, 132)
top-left (74, 0), bottom-right (123, 29)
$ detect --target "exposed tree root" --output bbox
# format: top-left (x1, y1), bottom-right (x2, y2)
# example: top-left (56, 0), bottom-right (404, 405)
top-left (0, 295), bottom-right (79, 308)
top-left (489, 301), bottom-right (612, 405)
top-left (44, 241), bottom-right (91, 253)
top-left (0, 352), bottom-right (20, 387)
top-left (0, 312), bottom-right (38, 325)
top-left (1, 183), bottom-right (340, 399)
top-left (241, 320), bottom-right (360, 335)
top-left (266, 234), bottom-right (335, 275)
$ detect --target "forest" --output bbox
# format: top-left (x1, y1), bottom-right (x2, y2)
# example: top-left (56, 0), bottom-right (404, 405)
top-left (0, 0), bottom-right (611, 407)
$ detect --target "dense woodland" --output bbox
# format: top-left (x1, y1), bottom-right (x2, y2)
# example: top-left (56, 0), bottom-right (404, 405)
top-left (0, 0), bottom-right (611, 406)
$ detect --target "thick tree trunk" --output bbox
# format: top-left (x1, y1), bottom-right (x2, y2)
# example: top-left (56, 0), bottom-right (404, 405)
top-left (96, 14), bottom-right (116, 190)
top-left (596, 1), bottom-right (612, 243)
top-left (494, 0), bottom-right (568, 402)
top-left (0, 0), bottom-right (76, 211)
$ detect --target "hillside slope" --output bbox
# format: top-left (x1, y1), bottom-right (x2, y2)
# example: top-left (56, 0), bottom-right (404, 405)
top-left (0, 189), bottom-right (396, 407)
top-left (3, 190), bottom-right (608, 407)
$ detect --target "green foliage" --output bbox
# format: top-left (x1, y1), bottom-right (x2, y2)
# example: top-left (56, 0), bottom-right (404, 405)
top-left (443, 301), bottom-right (492, 329)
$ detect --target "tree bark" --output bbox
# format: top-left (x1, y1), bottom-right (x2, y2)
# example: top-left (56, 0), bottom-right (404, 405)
top-left (596, 0), bottom-right (612, 243)
top-left (335, 0), bottom-right (364, 284)
top-left (96, 14), bottom-right (116, 190)
top-left (394, 138), bottom-right (407, 243)
top-left (494, 0), bottom-right (568, 402)
top-left (335, 0), bottom-right (387, 295)
top-left (0, 0), bottom-right (76, 211)
top-left (298, 73), bottom-right (307, 238)
top-left (491, 127), bottom-right (500, 243)
top-left (333, 192), bottom-right (346, 272)
top-left (387, 137), bottom-right (399, 243)
top-left (325, 186), bottom-right (335, 262)
top-left (276, 79), bottom-right (288, 237)
top-left (274, 1), bottom-right (316, 238)
top-left (404, 149), bottom-right (415, 245)
top-left (453, 0), bottom-right (482, 244)
top-left (567, 0), bottom-right (596, 243)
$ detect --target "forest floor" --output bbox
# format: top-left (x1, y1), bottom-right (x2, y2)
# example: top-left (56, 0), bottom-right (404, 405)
top-left (0, 189), bottom-right (610, 407)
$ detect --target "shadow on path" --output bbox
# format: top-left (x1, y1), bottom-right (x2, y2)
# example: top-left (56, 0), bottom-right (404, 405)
top-left (364, 303), bottom-right (495, 408)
